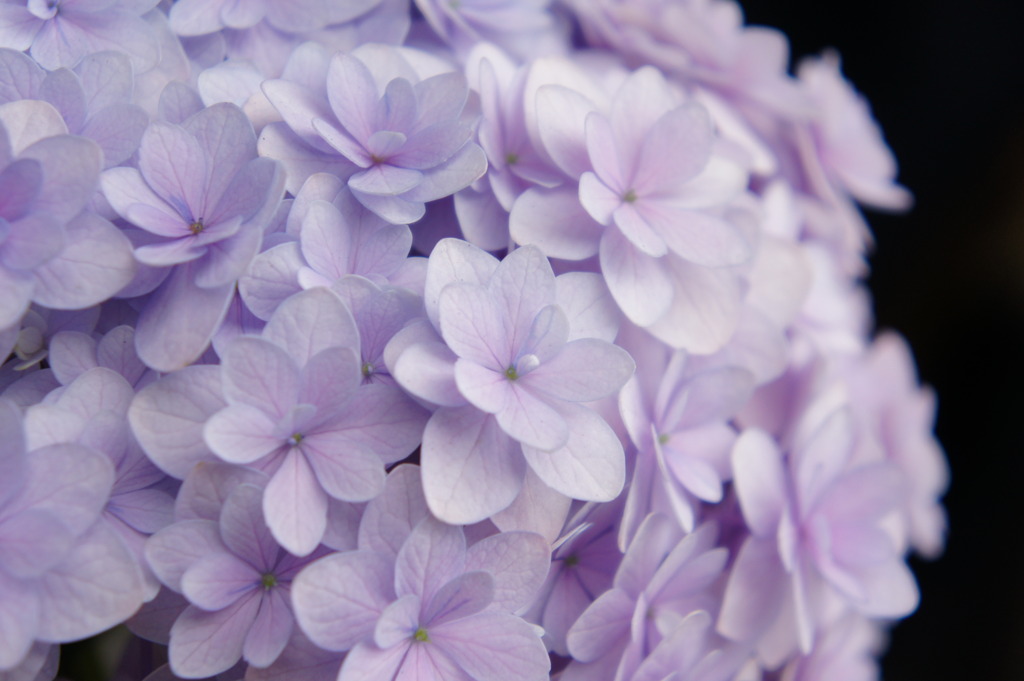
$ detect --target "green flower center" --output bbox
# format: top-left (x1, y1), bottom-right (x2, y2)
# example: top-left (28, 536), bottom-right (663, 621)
top-left (261, 573), bottom-right (277, 589)
top-left (657, 432), bottom-right (670, 445)
top-left (564, 554), bottom-right (580, 567)
top-left (505, 365), bottom-right (519, 381)
top-left (505, 152), bottom-right (519, 165)
top-left (361, 362), bottom-right (374, 378)
top-left (622, 189), bottom-right (638, 203)
top-left (414, 627), bottom-right (430, 642)
top-left (189, 219), bottom-right (205, 235)
top-left (289, 433), bottom-right (304, 446)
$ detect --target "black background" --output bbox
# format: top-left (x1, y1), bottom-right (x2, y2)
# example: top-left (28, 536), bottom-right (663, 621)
top-left (742, 2), bottom-right (1024, 679)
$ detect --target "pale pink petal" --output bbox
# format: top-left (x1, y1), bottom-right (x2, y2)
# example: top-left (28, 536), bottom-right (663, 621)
top-left (522, 339), bottom-right (634, 403)
top-left (421, 407), bottom-right (525, 524)
top-left (21, 133), bottom-right (100, 223)
top-left (453, 359), bottom-right (510, 414)
top-left (243, 588), bottom-right (294, 668)
top-left (433, 611), bottom-right (550, 681)
top-left (438, 282), bottom-right (509, 371)
top-left (293, 550), bottom-right (394, 651)
top-left (645, 256), bottom-right (742, 353)
top-left (222, 336), bottom-right (301, 420)
top-left (312, 382), bottom-right (427, 465)
top-left (0, 568), bottom-right (39, 669)
top-left (169, 598), bottom-right (257, 678)
top-left (578, 170), bottom-right (622, 227)
top-left (357, 464), bottom-right (429, 558)
top-left (374, 593), bottom-right (419, 649)
top-left (716, 535), bottom-right (787, 644)
top-left (134, 264), bottom-right (234, 372)
top-left (303, 436), bottom-right (385, 502)
top-left (391, 337), bottom-right (464, 407)
top-left (423, 571), bottom-right (494, 626)
top-left (731, 428), bottom-right (787, 537)
top-left (218, 482), bottom-right (277, 569)
top-left (565, 588), bottom-right (632, 662)
top-left (129, 365), bottom-right (226, 479)
top-left (509, 185), bottom-right (603, 261)
top-left (337, 641), bottom-right (408, 681)
top-left (491, 467), bottom-right (571, 546)
top-left (145, 520), bottom-right (223, 593)
top-left (534, 84), bottom-right (595, 179)
top-left (262, 287), bottom-right (360, 367)
top-left (598, 229), bottom-right (672, 327)
top-left (239, 242), bottom-right (305, 321)
top-left (35, 522), bottom-right (145, 643)
top-left (423, 237), bottom-right (499, 327)
top-left (0, 508), bottom-right (73, 578)
top-left (637, 201), bottom-right (751, 267)
top-left (521, 402), bottom-right (624, 502)
top-left (299, 346), bottom-right (360, 422)
top-left (326, 53), bottom-right (379, 142)
top-left (138, 120), bottom-right (209, 219)
top-left (794, 408), bottom-right (855, 513)
top-left (181, 553), bottom-right (258, 611)
top-left (611, 202), bottom-right (668, 257)
top-left (465, 531), bottom-right (551, 613)
top-left (264, 449), bottom-right (327, 557)
top-left (395, 517), bottom-right (466, 604)
top-left (634, 104), bottom-right (713, 194)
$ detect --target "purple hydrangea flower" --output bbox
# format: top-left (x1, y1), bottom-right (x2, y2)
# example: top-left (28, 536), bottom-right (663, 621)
top-left (619, 331), bottom-right (753, 540)
top-left (565, 515), bottom-right (726, 681)
top-left (240, 178), bottom-right (423, 321)
top-left (390, 239), bottom-right (633, 523)
top-left (845, 333), bottom-right (948, 559)
top-left (0, 48), bottom-right (149, 169)
top-left (509, 63), bottom-right (750, 352)
top-left (415, 0), bottom-right (564, 61)
top-left (0, 397), bottom-right (145, 671)
top-left (262, 43), bottom-right (487, 223)
top-left (202, 287), bottom-right (427, 556)
top-left (719, 405), bottom-right (919, 667)
top-left (524, 499), bottom-right (621, 655)
top-left (292, 467), bottom-right (552, 681)
top-left (146, 480), bottom-right (328, 677)
top-left (796, 51), bottom-right (911, 213)
top-left (24, 367), bottom-right (174, 600)
top-left (0, 102), bottom-right (136, 334)
top-left (566, 0), bottom-right (810, 117)
top-left (101, 102), bottom-right (284, 371)
top-left (0, 0), bottom-right (162, 71)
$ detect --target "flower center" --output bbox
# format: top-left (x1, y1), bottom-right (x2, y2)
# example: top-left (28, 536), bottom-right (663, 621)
top-left (288, 432), bottom-right (304, 446)
top-left (261, 573), bottom-right (277, 589)
top-left (414, 627), bottom-right (430, 642)
top-left (189, 218), bottom-right (205, 235)
top-left (505, 353), bottom-right (540, 382)
top-left (361, 362), bottom-right (374, 378)
top-left (505, 152), bottom-right (519, 165)
top-left (564, 554), bottom-right (580, 568)
top-left (622, 189), bottom-right (638, 203)
top-left (657, 433), bottom-right (670, 445)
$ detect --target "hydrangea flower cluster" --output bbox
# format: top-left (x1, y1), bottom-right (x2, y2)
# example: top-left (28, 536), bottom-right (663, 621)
top-left (0, 1), bottom-right (947, 680)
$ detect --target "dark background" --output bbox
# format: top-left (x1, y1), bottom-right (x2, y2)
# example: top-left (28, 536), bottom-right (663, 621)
top-left (743, 1), bottom-right (1024, 679)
